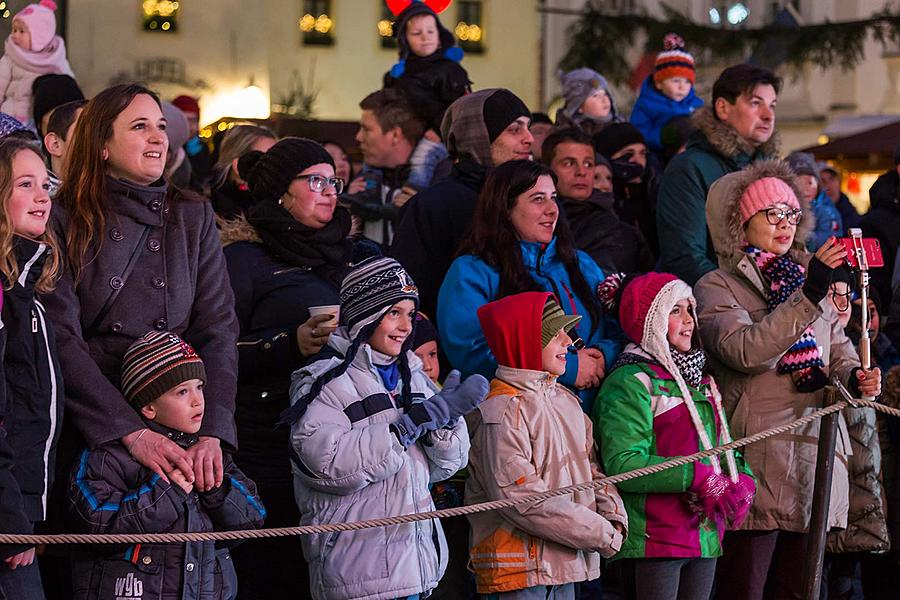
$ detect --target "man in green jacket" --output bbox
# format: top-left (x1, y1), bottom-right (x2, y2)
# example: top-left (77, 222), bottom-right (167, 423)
top-left (657, 64), bottom-right (781, 284)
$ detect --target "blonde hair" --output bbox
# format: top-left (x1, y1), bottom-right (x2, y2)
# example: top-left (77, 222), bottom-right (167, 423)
top-left (0, 138), bottom-right (60, 292)
top-left (212, 123), bottom-right (277, 188)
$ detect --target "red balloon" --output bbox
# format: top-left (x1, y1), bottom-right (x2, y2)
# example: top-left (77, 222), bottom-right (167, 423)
top-left (385, 0), bottom-right (452, 17)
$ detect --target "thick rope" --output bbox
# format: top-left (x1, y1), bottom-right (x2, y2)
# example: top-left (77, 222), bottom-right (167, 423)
top-left (9, 397), bottom-right (897, 545)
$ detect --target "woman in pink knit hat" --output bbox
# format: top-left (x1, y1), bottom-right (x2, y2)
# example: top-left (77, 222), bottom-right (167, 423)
top-left (0, 0), bottom-right (73, 125)
top-left (693, 159), bottom-right (882, 600)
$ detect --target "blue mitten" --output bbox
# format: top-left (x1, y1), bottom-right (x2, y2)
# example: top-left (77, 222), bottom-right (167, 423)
top-left (438, 370), bottom-right (489, 421)
top-left (390, 394), bottom-right (451, 449)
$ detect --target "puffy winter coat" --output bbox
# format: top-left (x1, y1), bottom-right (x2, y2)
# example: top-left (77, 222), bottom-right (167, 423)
top-left (694, 159), bottom-right (860, 532)
top-left (68, 422), bottom-right (266, 600)
top-left (437, 236), bottom-right (621, 411)
top-left (0, 36), bottom-right (73, 123)
top-left (383, 53), bottom-right (471, 133)
top-left (0, 237), bottom-right (64, 557)
top-left (656, 107), bottom-right (780, 284)
top-left (807, 190), bottom-right (843, 251)
top-left (629, 76), bottom-right (704, 153)
top-left (466, 291), bottom-right (626, 594)
top-left (594, 345), bottom-right (752, 559)
top-left (289, 332), bottom-right (469, 600)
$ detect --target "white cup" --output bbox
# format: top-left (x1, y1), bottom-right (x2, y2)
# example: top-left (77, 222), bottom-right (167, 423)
top-left (308, 305), bottom-right (340, 325)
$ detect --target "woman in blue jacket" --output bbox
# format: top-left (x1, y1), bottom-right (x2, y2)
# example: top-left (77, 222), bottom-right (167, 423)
top-left (437, 160), bottom-right (621, 411)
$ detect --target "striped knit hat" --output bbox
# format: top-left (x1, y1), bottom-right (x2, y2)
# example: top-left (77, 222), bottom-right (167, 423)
top-left (654, 33), bottom-right (695, 85)
top-left (121, 331), bottom-right (206, 409)
top-left (340, 256), bottom-right (419, 339)
top-left (541, 296), bottom-right (581, 348)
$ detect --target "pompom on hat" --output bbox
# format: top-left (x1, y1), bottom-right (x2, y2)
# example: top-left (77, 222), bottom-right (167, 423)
top-left (653, 33), bottom-right (696, 86)
top-left (13, 0), bottom-right (59, 52)
top-left (739, 176), bottom-right (800, 226)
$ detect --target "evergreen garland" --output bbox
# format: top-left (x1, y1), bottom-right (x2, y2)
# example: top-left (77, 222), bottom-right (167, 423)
top-left (553, 2), bottom-right (900, 85)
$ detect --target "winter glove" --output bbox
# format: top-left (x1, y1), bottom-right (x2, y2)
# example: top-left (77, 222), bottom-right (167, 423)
top-left (390, 394), bottom-right (451, 449)
top-left (436, 370), bottom-right (489, 421)
top-left (802, 255), bottom-right (834, 305)
top-left (722, 473), bottom-right (756, 529)
top-left (685, 462), bottom-right (730, 523)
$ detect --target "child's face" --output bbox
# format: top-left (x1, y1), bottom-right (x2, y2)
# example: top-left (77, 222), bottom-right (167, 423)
top-left (580, 89), bottom-right (611, 118)
top-left (140, 379), bottom-right (205, 434)
top-left (658, 77), bottom-right (692, 102)
top-left (667, 299), bottom-right (695, 353)
top-left (405, 14), bottom-right (440, 57)
top-left (369, 300), bottom-right (416, 357)
top-left (6, 149), bottom-right (51, 239)
top-left (541, 328), bottom-right (572, 377)
top-left (827, 281), bottom-right (852, 328)
top-left (414, 340), bottom-right (440, 383)
top-left (11, 19), bottom-right (31, 51)
top-left (593, 163), bottom-right (613, 193)
top-left (796, 174), bottom-right (818, 202)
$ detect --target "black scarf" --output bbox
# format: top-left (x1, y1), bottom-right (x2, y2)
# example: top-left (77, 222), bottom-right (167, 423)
top-left (248, 202), bottom-right (353, 288)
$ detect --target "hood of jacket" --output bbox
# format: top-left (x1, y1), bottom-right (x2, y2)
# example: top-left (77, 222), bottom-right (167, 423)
top-left (690, 106), bottom-right (781, 162)
top-left (217, 213), bottom-right (262, 247)
top-left (477, 291), bottom-right (551, 372)
top-left (392, 1), bottom-right (457, 63)
top-left (10, 235), bottom-right (50, 292)
top-left (706, 159), bottom-right (814, 269)
top-left (441, 88), bottom-right (501, 167)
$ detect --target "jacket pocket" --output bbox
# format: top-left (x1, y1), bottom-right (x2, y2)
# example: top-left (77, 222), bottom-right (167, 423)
top-left (318, 502), bottom-right (389, 590)
top-left (91, 556), bottom-right (163, 600)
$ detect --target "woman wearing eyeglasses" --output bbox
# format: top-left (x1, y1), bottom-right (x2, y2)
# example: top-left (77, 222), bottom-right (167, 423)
top-left (692, 160), bottom-right (882, 600)
top-left (219, 137), bottom-right (352, 597)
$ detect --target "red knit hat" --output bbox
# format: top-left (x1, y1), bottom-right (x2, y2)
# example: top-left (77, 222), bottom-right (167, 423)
top-left (171, 95), bottom-right (200, 116)
top-left (653, 33), bottom-right (695, 86)
top-left (617, 273), bottom-right (679, 344)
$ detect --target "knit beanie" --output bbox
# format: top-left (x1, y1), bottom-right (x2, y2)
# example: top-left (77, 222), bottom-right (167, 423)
top-left (13, 0), bottom-right (57, 52)
top-left (32, 74), bottom-right (83, 132)
top-left (558, 68), bottom-right (617, 121)
top-left (0, 113), bottom-right (35, 140)
top-left (482, 89), bottom-right (531, 143)
top-left (412, 312), bottom-right (439, 350)
top-left (739, 176), bottom-right (800, 226)
top-left (121, 331), bottom-right (207, 409)
top-left (240, 137), bottom-right (335, 206)
top-left (593, 122), bottom-right (646, 160)
top-left (653, 33), bottom-right (696, 85)
top-left (340, 256), bottom-right (420, 339)
top-left (786, 151), bottom-right (821, 188)
top-left (160, 102), bottom-right (190, 152)
top-left (541, 296), bottom-right (581, 348)
top-left (172, 95), bottom-right (200, 116)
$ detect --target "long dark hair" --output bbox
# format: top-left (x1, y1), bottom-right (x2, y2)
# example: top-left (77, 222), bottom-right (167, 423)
top-left (458, 159), bottom-right (602, 335)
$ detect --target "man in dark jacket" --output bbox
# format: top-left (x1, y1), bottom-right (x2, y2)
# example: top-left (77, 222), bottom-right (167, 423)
top-left (545, 126), bottom-right (653, 274)
top-left (656, 64), bottom-right (781, 284)
top-left (862, 148), bottom-right (900, 310)
top-left (390, 88), bottom-right (533, 317)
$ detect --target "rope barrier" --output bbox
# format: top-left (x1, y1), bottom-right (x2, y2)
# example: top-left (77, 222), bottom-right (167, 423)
top-left (3, 398), bottom-right (898, 545)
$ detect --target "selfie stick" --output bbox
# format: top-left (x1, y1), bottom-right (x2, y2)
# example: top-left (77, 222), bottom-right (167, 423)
top-left (848, 228), bottom-right (874, 402)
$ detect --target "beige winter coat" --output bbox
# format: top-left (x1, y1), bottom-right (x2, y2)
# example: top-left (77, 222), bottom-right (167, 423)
top-left (465, 367), bottom-right (628, 594)
top-left (694, 159), bottom-right (859, 533)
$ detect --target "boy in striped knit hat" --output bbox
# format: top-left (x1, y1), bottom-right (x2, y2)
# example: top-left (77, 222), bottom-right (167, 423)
top-left (67, 331), bottom-right (266, 600)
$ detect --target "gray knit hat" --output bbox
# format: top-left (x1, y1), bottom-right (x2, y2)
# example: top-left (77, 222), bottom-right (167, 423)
top-left (121, 331), bottom-right (206, 409)
top-left (786, 151), bottom-right (821, 188)
top-left (558, 68), bottom-right (618, 121)
top-left (340, 256), bottom-right (419, 338)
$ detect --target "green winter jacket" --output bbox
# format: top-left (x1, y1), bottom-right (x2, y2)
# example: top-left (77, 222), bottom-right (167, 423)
top-left (656, 107), bottom-right (780, 285)
top-left (593, 346), bottom-right (752, 560)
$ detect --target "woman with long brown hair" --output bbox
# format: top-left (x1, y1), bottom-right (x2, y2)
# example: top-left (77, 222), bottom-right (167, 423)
top-left (42, 84), bottom-right (238, 496)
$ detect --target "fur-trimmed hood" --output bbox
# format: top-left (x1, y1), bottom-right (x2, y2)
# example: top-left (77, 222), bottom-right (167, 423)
top-left (691, 106), bottom-right (780, 161)
top-left (706, 159), bottom-right (814, 269)
top-left (217, 214), bottom-right (262, 247)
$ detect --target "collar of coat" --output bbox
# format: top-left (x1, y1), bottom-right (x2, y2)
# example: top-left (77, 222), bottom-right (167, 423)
top-left (106, 176), bottom-right (169, 227)
top-left (144, 418), bottom-right (199, 449)
top-left (690, 106), bottom-right (781, 161)
top-left (217, 213), bottom-right (262, 247)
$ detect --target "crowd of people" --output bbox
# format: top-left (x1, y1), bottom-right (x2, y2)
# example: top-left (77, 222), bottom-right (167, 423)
top-left (1, 1), bottom-right (900, 600)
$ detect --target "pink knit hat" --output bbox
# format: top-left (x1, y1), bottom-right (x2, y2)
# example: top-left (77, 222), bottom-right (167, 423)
top-left (14, 0), bottom-right (58, 52)
top-left (739, 176), bottom-right (799, 226)
top-left (617, 272), bottom-right (679, 344)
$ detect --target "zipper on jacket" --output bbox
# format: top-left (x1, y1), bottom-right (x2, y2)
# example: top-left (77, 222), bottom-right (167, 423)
top-left (31, 309), bottom-right (37, 333)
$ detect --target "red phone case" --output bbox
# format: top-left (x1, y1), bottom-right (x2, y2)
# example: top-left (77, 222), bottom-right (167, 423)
top-left (837, 237), bottom-right (884, 268)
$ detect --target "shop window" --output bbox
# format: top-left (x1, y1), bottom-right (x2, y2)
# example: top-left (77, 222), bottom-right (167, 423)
top-left (300, 0), bottom-right (334, 46)
top-left (455, 0), bottom-right (484, 54)
top-left (143, 0), bottom-right (178, 32)
top-left (378, 4), bottom-right (397, 50)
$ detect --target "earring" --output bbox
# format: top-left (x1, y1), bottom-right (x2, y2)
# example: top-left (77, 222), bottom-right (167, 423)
top-left (102, 149), bottom-right (109, 160)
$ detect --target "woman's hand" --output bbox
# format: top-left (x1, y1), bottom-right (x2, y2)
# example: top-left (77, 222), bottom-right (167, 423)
top-left (296, 313), bottom-right (337, 356)
top-left (803, 237), bottom-right (847, 304)
top-left (855, 367), bottom-right (882, 398)
top-left (186, 437), bottom-right (223, 492)
top-left (4, 547), bottom-right (35, 570)
top-left (346, 175), bottom-right (368, 195)
top-left (123, 428), bottom-right (193, 485)
top-left (814, 236), bottom-right (847, 269)
top-left (575, 347), bottom-right (606, 389)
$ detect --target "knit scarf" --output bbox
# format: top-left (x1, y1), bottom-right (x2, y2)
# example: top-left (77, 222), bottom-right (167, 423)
top-left (3, 36), bottom-right (71, 74)
top-left (671, 347), bottom-right (706, 389)
top-left (248, 202), bottom-right (353, 289)
top-left (745, 245), bottom-right (826, 392)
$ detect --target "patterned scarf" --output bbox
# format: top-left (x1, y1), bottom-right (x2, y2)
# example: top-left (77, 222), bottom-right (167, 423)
top-left (745, 246), bottom-right (826, 392)
top-left (671, 347), bottom-right (706, 389)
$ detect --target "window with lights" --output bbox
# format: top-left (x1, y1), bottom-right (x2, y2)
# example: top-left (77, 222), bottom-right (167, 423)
top-left (300, 0), bottom-right (334, 46)
top-left (455, 0), bottom-right (484, 54)
top-left (378, 3), bottom-right (397, 50)
top-left (143, 0), bottom-right (179, 32)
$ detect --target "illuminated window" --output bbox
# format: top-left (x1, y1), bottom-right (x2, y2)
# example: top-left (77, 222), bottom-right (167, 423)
top-left (300, 0), bottom-right (334, 46)
top-left (0, 1), bottom-right (10, 20)
top-left (378, 4), bottom-right (397, 50)
top-left (455, 0), bottom-right (484, 54)
top-left (143, 0), bottom-right (179, 33)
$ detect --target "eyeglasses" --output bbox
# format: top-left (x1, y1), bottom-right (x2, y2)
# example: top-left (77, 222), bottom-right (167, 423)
top-left (294, 174), bottom-right (344, 195)
top-left (759, 207), bottom-right (803, 225)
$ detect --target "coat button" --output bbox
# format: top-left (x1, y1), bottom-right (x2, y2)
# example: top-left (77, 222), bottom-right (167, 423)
top-left (110, 228), bottom-right (124, 242)
top-left (142, 556), bottom-right (152, 565)
top-left (185, 563), bottom-right (194, 572)
top-left (109, 276), bottom-right (123, 290)
top-left (111, 322), bottom-right (123, 332)
top-left (154, 318), bottom-right (167, 330)
top-left (148, 239), bottom-right (161, 252)
top-left (152, 277), bottom-right (166, 289)
top-left (150, 200), bottom-right (162, 211)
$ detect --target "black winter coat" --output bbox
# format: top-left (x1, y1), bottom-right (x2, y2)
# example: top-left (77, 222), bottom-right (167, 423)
top-left (389, 159), bottom-right (486, 318)
top-left (210, 178), bottom-right (254, 221)
top-left (863, 169), bottom-right (900, 309)
top-left (68, 421), bottom-right (266, 600)
top-left (42, 178), bottom-right (239, 449)
top-left (0, 238), bottom-right (64, 557)
top-left (383, 55), bottom-right (471, 132)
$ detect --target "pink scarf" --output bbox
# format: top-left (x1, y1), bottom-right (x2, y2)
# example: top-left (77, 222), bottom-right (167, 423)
top-left (3, 35), bottom-right (71, 75)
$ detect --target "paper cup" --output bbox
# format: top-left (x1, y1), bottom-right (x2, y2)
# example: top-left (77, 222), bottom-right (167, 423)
top-left (308, 305), bottom-right (340, 325)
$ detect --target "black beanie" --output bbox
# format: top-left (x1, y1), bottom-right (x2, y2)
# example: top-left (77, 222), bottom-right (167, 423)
top-left (32, 74), bottom-right (84, 134)
top-left (240, 137), bottom-right (335, 205)
top-left (412, 312), bottom-right (439, 350)
top-left (483, 90), bottom-right (530, 143)
top-left (593, 122), bottom-right (646, 159)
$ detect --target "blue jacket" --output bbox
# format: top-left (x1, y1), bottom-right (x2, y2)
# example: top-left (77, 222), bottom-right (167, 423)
top-left (630, 77), bottom-right (704, 152)
top-left (437, 237), bottom-right (621, 411)
top-left (807, 190), bottom-right (843, 251)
